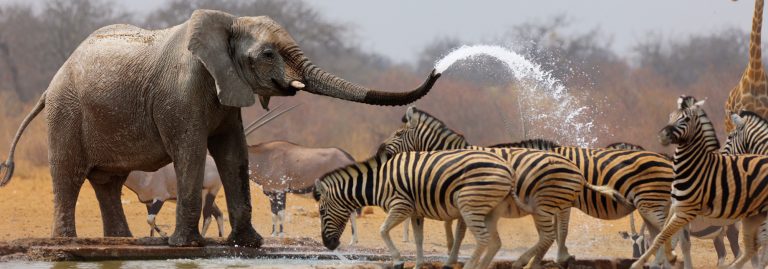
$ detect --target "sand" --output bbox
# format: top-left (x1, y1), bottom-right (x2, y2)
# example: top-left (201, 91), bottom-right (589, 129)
top-left (0, 170), bottom-right (722, 268)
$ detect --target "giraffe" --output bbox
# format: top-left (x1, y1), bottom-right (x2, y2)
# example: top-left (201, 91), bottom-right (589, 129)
top-left (726, 0), bottom-right (768, 132)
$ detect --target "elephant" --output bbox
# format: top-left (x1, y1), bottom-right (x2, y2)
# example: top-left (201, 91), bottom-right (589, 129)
top-left (0, 9), bottom-right (441, 247)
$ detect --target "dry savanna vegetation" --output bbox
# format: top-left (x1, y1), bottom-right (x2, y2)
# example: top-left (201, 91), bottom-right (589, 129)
top-left (0, 0), bottom-right (749, 267)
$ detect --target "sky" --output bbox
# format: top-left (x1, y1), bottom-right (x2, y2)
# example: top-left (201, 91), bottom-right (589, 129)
top-left (0, 0), bottom-right (756, 64)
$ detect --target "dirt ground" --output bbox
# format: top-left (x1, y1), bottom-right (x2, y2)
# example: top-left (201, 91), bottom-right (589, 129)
top-left (0, 170), bottom-right (723, 268)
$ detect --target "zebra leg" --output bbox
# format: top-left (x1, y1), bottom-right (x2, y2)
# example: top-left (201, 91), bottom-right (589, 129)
top-left (714, 231), bottom-right (727, 267)
top-left (348, 212), bottom-right (358, 246)
top-left (444, 219), bottom-right (454, 253)
top-left (630, 213), bottom-right (692, 269)
top-left (411, 217), bottom-right (425, 269)
top-left (679, 228), bottom-right (693, 269)
top-left (730, 214), bottom-right (765, 269)
top-left (380, 207), bottom-right (412, 269)
top-left (726, 224), bottom-right (742, 261)
top-left (402, 217), bottom-right (410, 242)
top-left (459, 212), bottom-right (491, 269)
top-left (445, 218), bottom-right (467, 268)
top-left (513, 211), bottom-right (557, 269)
top-left (477, 206), bottom-right (503, 269)
top-left (639, 209), bottom-right (674, 268)
top-left (555, 208), bottom-right (574, 263)
top-left (146, 199), bottom-right (166, 237)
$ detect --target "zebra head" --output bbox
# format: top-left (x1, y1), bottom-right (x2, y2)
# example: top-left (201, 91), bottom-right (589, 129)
top-left (314, 175), bottom-right (353, 250)
top-left (659, 95), bottom-right (706, 146)
top-left (378, 106), bottom-right (466, 156)
top-left (723, 111), bottom-right (768, 155)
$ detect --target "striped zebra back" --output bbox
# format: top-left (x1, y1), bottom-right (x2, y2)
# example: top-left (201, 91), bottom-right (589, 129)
top-left (488, 139), bottom-right (561, 151)
top-left (314, 149), bottom-right (513, 250)
top-left (661, 95), bottom-right (768, 219)
top-left (724, 111), bottom-right (768, 155)
top-left (379, 107), bottom-right (587, 213)
top-left (548, 146), bottom-right (673, 218)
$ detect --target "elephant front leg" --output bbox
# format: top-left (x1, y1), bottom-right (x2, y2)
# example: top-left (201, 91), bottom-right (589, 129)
top-left (168, 148), bottom-right (207, 247)
top-left (208, 118), bottom-right (261, 248)
top-left (90, 175), bottom-right (132, 237)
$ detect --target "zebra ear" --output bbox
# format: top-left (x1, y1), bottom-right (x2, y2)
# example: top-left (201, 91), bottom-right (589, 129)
top-left (732, 113), bottom-right (745, 129)
top-left (694, 98), bottom-right (706, 107)
top-left (406, 106), bottom-right (415, 120)
top-left (313, 183), bottom-right (323, 201)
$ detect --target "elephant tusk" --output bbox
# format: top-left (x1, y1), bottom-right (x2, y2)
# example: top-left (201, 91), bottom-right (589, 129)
top-left (290, 81), bottom-right (305, 89)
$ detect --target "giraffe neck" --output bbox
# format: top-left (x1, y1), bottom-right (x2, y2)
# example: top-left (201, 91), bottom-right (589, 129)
top-left (748, 0), bottom-right (765, 80)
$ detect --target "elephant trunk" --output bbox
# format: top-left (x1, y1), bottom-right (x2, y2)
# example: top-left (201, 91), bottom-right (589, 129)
top-left (282, 44), bottom-right (440, 106)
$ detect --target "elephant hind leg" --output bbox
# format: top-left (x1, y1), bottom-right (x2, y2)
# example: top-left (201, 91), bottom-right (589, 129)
top-left (89, 173), bottom-right (132, 237)
top-left (50, 163), bottom-right (86, 237)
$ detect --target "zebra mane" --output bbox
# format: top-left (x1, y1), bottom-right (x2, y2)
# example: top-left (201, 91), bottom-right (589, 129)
top-left (739, 110), bottom-right (768, 123)
top-left (407, 108), bottom-right (465, 137)
top-left (488, 139), bottom-right (561, 150)
top-left (605, 142), bottom-right (646, 151)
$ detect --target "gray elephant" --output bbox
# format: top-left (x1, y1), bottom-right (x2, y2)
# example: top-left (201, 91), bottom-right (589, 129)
top-left (0, 9), bottom-right (440, 247)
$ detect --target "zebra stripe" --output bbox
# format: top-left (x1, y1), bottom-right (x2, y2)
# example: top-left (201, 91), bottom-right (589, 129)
top-left (632, 95), bottom-right (768, 269)
top-left (315, 149), bottom-right (513, 269)
top-left (379, 107), bottom-right (627, 267)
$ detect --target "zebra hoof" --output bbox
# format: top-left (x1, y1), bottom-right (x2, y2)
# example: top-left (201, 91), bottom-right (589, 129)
top-left (394, 262), bottom-right (405, 269)
top-left (441, 265), bottom-right (454, 269)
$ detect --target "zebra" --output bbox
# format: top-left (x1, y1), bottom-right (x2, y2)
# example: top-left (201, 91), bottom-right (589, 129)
top-left (314, 149), bottom-right (515, 269)
top-left (606, 142), bottom-right (741, 267)
top-left (379, 107), bottom-right (630, 268)
top-left (723, 110), bottom-right (768, 268)
top-left (631, 95), bottom-right (768, 269)
top-left (492, 139), bottom-right (689, 268)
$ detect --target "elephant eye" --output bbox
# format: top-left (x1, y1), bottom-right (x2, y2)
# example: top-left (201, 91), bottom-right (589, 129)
top-left (261, 49), bottom-right (276, 59)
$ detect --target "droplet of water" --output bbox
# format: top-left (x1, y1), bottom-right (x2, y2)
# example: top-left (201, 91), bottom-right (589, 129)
top-left (433, 45), bottom-right (602, 147)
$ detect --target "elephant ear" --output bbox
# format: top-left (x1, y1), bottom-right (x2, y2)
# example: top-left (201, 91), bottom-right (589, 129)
top-left (187, 9), bottom-right (255, 107)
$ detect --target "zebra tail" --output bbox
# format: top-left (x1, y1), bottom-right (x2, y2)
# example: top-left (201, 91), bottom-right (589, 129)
top-left (584, 183), bottom-right (632, 207)
top-left (510, 189), bottom-right (535, 214)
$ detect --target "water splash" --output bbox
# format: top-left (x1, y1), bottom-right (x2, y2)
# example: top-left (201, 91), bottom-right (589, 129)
top-left (434, 45), bottom-right (601, 147)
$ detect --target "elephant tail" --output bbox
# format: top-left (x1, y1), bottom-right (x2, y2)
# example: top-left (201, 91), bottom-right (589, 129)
top-left (0, 92), bottom-right (46, 187)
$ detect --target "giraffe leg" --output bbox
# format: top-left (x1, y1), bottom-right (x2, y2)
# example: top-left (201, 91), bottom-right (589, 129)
top-left (513, 211), bottom-right (557, 269)
top-left (555, 208), bottom-right (574, 264)
top-left (380, 206), bottom-right (412, 269)
top-left (630, 213), bottom-right (693, 269)
top-left (730, 214), bottom-right (766, 269)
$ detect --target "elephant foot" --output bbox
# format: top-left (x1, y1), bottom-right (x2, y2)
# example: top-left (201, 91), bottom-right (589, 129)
top-left (227, 226), bottom-right (263, 248)
top-left (104, 225), bottom-right (132, 237)
top-left (52, 226), bottom-right (77, 238)
top-left (169, 229), bottom-right (205, 247)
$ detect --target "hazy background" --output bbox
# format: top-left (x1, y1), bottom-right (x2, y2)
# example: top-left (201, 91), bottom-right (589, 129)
top-left (0, 0), bottom-right (759, 172)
